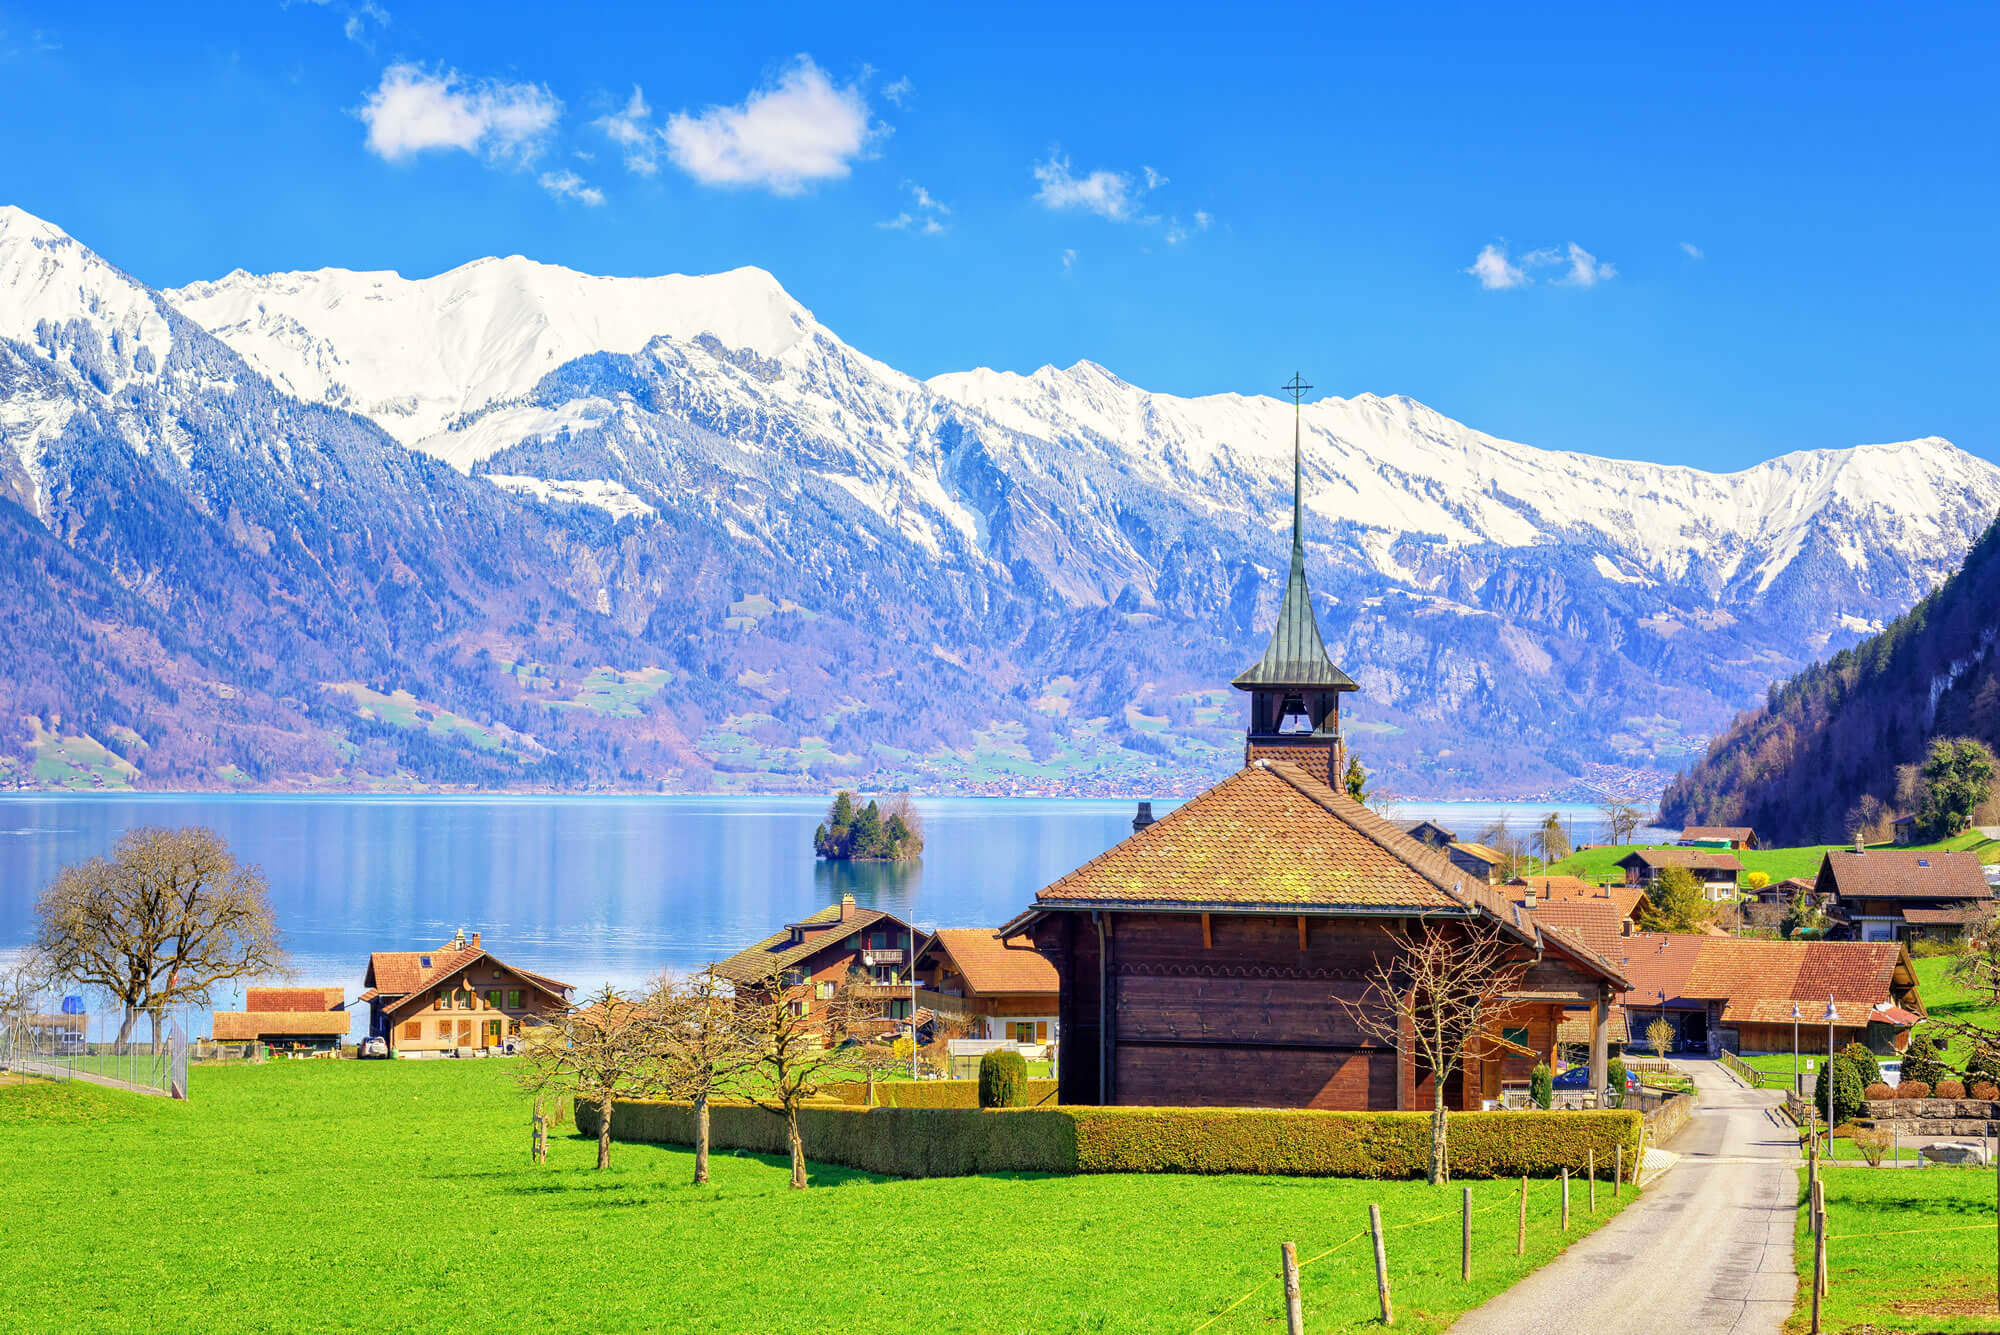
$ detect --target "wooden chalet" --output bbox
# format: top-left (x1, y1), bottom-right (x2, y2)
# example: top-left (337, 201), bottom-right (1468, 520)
top-left (359, 930), bottom-right (573, 1056)
top-left (1815, 848), bottom-right (1994, 943)
top-left (1002, 407), bottom-right (1630, 1112)
top-left (1615, 847), bottom-right (1742, 899)
top-left (710, 894), bottom-right (924, 1028)
top-left (1503, 877), bottom-right (1649, 932)
top-left (912, 929), bottom-right (1060, 1044)
top-left (1399, 820), bottom-right (1458, 851)
top-left (209, 987), bottom-right (349, 1054)
top-left (1444, 841), bottom-right (1507, 884)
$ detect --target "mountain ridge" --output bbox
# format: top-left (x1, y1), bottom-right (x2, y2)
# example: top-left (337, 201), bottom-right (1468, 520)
top-left (4, 202), bottom-right (1997, 799)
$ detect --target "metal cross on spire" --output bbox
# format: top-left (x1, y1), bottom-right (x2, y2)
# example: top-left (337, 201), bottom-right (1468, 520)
top-left (1282, 372), bottom-right (1312, 553)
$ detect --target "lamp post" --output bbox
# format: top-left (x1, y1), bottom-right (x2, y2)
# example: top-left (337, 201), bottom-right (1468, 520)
top-left (1823, 993), bottom-right (1838, 1129)
top-left (1792, 1002), bottom-right (1803, 1099)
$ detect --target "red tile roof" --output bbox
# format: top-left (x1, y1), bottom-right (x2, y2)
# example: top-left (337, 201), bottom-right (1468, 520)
top-left (922, 929), bottom-right (1059, 996)
top-left (1621, 848), bottom-right (1744, 874)
top-left (364, 936), bottom-right (573, 1018)
top-left (245, 987), bottom-right (342, 1013)
top-left (1615, 933), bottom-right (1914, 1027)
top-left (1817, 849), bottom-right (1993, 901)
top-left (211, 1010), bottom-right (351, 1040)
top-left (1504, 878), bottom-right (1648, 922)
top-left (1520, 900), bottom-right (1628, 961)
top-left (709, 900), bottom-right (906, 985)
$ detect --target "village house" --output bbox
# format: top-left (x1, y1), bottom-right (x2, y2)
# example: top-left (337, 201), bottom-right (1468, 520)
top-left (1399, 819), bottom-right (1457, 851)
top-left (209, 986), bottom-right (349, 1055)
top-left (1615, 847), bottom-right (1743, 900)
top-left (359, 930), bottom-right (573, 1057)
top-left (1612, 933), bottom-right (1922, 1058)
top-left (911, 929), bottom-right (1059, 1045)
top-left (1815, 848), bottom-right (1994, 943)
top-left (1679, 825), bottom-right (1759, 850)
top-left (1443, 841), bottom-right (1508, 884)
top-left (1502, 876), bottom-right (1650, 929)
top-left (1002, 422), bottom-right (1630, 1112)
top-left (709, 895), bottom-right (925, 1028)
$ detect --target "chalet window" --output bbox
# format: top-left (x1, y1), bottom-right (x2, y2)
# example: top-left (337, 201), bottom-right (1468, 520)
top-left (435, 993), bottom-right (447, 1010)
top-left (457, 1020), bottom-right (472, 1044)
top-left (816, 982), bottom-right (836, 1000)
top-left (1502, 1027), bottom-right (1530, 1049)
top-left (1011, 1022), bottom-right (1037, 1043)
top-left (507, 990), bottom-right (524, 1009)
top-left (507, 1020), bottom-right (520, 1037)
top-left (402, 1021), bottom-right (421, 1041)
top-left (787, 1000), bottom-right (805, 1018)
top-left (484, 991), bottom-right (500, 1010)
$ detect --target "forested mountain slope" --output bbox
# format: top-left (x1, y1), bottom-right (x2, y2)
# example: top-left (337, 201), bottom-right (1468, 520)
top-left (1661, 513), bottom-right (2000, 843)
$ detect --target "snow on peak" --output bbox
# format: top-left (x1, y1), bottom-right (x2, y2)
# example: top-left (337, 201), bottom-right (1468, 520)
top-left (0, 203), bottom-right (176, 388)
top-left (165, 255), bottom-right (819, 447)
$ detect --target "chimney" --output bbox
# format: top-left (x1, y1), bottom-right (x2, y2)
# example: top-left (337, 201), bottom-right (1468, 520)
top-left (839, 893), bottom-right (857, 922)
top-left (471, 931), bottom-right (481, 951)
top-left (1524, 884), bottom-right (1538, 909)
top-left (1854, 835), bottom-right (1865, 854)
top-left (451, 927), bottom-right (466, 950)
top-left (1133, 801), bottom-right (1156, 833)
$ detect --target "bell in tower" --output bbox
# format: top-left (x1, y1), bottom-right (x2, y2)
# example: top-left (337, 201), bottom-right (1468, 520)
top-left (1233, 373), bottom-right (1359, 790)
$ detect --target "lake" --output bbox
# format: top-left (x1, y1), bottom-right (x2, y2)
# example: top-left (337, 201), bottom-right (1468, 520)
top-left (0, 793), bottom-right (1662, 1037)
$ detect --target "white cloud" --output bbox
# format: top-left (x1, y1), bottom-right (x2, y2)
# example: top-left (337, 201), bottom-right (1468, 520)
top-left (1680, 241), bottom-right (1704, 259)
top-left (664, 56), bottom-right (874, 194)
top-left (595, 86), bottom-right (659, 175)
top-left (1061, 248), bottom-right (1077, 272)
top-left (1466, 242), bottom-right (1529, 290)
top-left (539, 169), bottom-right (605, 206)
top-left (882, 76), bottom-right (913, 108)
top-left (1142, 165), bottom-right (1167, 190)
top-left (291, 0), bottom-right (387, 48)
top-left (1194, 210), bottom-right (1212, 230)
top-left (1466, 240), bottom-right (1614, 289)
top-left (358, 63), bottom-right (560, 165)
top-left (878, 182), bottom-right (947, 234)
top-left (1033, 153), bottom-right (1139, 221)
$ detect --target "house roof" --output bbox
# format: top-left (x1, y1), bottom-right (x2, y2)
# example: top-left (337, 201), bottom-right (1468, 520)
top-left (365, 938), bottom-right (573, 1017)
top-left (1556, 1007), bottom-right (1630, 1047)
top-left (211, 1010), bottom-right (351, 1041)
top-left (1901, 905), bottom-right (1991, 926)
top-left (919, 929), bottom-right (1059, 996)
top-left (245, 987), bottom-right (342, 1013)
top-left (1619, 848), bottom-right (1744, 874)
top-left (1616, 934), bottom-right (1915, 1028)
top-left (1518, 899), bottom-right (1628, 961)
top-left (1680, 826), bottom-right (1754, 842)
top-left (1448, 842), bottom-right (1507, 866)
top-left (709, 900), bottom-right (908, 985)
top-left (1015, 760), bottom-right (1629, 988)
top-left (1815, 849), bottom-right (1993, 901)
top-left (1400, 819), bottom-right (1458, 841)
top-left (1503, 878), bottom-right (1648, 923)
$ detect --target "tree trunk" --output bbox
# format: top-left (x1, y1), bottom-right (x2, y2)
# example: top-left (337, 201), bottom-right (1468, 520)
top-left (787, 1104), bottom-right (807, 1190)
top-left (596, 1094), bottom-right (613, 1170)
top-left (115, 1004), bottom-right (139, 1048)
top-left (693, 1094), bottom-right (710, 1185)
top-left (1431, 1079), bottom-right (1450, 1186)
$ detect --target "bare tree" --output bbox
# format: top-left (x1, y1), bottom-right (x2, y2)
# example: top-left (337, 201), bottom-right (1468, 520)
top-left (1598, 801), bottom-right (1644, 847)
top-left (1946, 910), bottom-right (2000, 1007)
top-left (1535, 811), bottom-right (1572, 866)
top-left (742, 972), bottom-right (873, 1189)
top-left (1647, 1016), bottom-right (1675, 1061)
top-left (649, 969), bottom-right (755, 1184)
top-left (1338, 922), bottom-right (1531, 1185)
top-left (34, 827), bottom-right (287, 1046)
top-left (517, 983), bottom-right (670, 1170)
top-left (1478, 818), bottom-right (1530, 881)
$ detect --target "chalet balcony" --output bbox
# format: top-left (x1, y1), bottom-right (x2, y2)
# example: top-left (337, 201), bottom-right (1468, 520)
top-left (858, 949), bottom-right (908, 968)
top-left (847, 983), bottom-right (973, 1016)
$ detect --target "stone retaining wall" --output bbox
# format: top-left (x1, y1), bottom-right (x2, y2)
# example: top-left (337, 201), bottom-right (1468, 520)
top-left (1854, 1096), bottom-right (2000, 1136)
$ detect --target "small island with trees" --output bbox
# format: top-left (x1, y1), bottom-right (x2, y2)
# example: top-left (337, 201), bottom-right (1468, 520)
top-left (813, 791), bottom-right (925, 861)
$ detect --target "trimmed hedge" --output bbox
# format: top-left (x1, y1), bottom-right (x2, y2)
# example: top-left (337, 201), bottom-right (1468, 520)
top-left (577, 1099), bottom-right (1641, 1181)
top-left (979, 1050), bottom-right (1029, 1108)
top-left (817, 1078), bottom-right (1058, 1109)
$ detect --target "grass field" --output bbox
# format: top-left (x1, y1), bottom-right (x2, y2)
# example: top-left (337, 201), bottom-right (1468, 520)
top-left (1793, 1165), bottom-right (2000, 1332)
top-left (1550, 830), bottom-right (2000, 890)
top-left (1912, 954), bottom-right (2000, 1066)
top-left (0, 1063), bottom-right (1629, 1334)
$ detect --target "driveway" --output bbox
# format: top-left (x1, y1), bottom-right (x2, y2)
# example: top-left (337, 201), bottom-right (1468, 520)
top-left (1448, 1058), bottom-right (1799, 1335)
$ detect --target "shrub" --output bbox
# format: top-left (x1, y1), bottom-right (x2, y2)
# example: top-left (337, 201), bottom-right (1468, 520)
top-left (1934, 1078), bottom-right (1966, 1100)
top-left (1897, 1080), bottom-right (1931, 1100)
top-left (1814, 1055), bottom-right (1867, 1125)
top-left (1963, 1037), bottom-right (2000, 1090)
top-left (1849, 1127), bottom-right (1890, 1167)
top-left (1899, 1031), bottom-right (1947, 1088)
top-left (820, 1078), bottom-right (1058, 1109)
top-left (1530, 1063), bottom-right (1553, 1110)
top-left (1840, 1042), bottom-right (1882, 1088)
top-left (1604, 1057), bottom-right (1627, 1109)
top-left (1862, 1082), bottom-right (1894, 1101)
top-left (1973, 1082), bottom-right (1999, 1101)
top-left (978, 1050), bottom-right (1028, 1109)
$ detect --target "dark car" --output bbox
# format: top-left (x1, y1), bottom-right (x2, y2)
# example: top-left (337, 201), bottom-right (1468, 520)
top-left (1552, 1066), bottom-right (1641, 1091)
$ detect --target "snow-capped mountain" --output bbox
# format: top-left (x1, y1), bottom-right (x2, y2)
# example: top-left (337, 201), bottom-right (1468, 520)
top-left (5, 201), bottom-right (1998, 797)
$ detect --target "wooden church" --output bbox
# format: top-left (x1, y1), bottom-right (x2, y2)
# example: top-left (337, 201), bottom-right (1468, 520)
top-left (1003, 384), bottom-right (1629, 1111)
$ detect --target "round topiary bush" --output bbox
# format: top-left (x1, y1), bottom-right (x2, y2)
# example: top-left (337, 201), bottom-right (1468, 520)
top-left (1814, 1054), bottom-right (1867, 1125)
top-left (1934, 1078), bottom-right (1966, 1100)
top-left (1530, 1062), bottom-right (1553, 1111)
top-left (1972, 1082), bottom-right (1999, 1101)
top-left (1897, 1080), bottom-right (1932, 1100)
top-left (1863, 1082), bottom-right (1894, 1101)
top-left (978, 1049), bottom-right (1028, 1108)
top-left (1840, 1041), bottom-right (1882, 1088)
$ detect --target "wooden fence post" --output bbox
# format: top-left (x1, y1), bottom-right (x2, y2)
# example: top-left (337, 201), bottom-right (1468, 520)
top-left (1614, 1143), bottom-right (1623, 1197)
top-left (1561, 1168), bottom-right (1571, 1232)
top-left (1515, 1175), bottom-right (1527, 1257)
top-left (1461, 1186), bottom-right (1473, 1281)
top-left (1810, 1187), bottom-right (1824, 1335)
top-left (1369, 1203), bottom-right (1393, 1327)
top-left (1588, 1149), bottom-right (1597, 1213)
top-left (1813, 1177), bottom-right (1828, 1298)
top-left (1280, 1242), bottom-right (1304, 1335)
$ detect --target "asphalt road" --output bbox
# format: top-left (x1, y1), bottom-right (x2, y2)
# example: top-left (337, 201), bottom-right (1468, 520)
top-left (1448, 1058), bottom-right (1799, 1335)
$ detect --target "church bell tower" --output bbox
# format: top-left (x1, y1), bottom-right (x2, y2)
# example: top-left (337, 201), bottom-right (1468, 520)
top-left (1233, 373), bottom-right (1358, 790)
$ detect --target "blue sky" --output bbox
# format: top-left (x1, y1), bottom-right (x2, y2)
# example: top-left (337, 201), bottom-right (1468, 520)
top-left (2, 2), bottom-right (1996, 470)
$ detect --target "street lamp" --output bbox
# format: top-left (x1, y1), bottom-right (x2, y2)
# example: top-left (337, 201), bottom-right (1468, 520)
top-left (1823, 993), bottom-right (1838, 1129)
top-left (1791, 1002), bottom-right (1803, 1098)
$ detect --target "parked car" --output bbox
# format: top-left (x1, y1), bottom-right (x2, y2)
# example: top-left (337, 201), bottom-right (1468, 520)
top-left (1552, 1066), bottom-right (1641, 1092)
top-left (361, 1036), bottom-right (388, 1058)
top-left (1877, 1060), bottom-right (1901, 1088)
top-left (55, 1033), bottom-right (87, 1056)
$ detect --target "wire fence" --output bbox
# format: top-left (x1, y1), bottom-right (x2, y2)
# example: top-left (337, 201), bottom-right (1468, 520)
top-left (0, 1005), bottom-right (190, 1099)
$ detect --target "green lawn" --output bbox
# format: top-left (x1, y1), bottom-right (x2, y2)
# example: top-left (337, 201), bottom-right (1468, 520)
top-left (1912, 954), bottom-right (2000, 1066)
top-left (1551, 830), bottom-right (2000, 890)
top-left (1793, 1165), bottom-right (2000, 1333)
top-left (0, 1063), bottom-right (1629, 1334)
